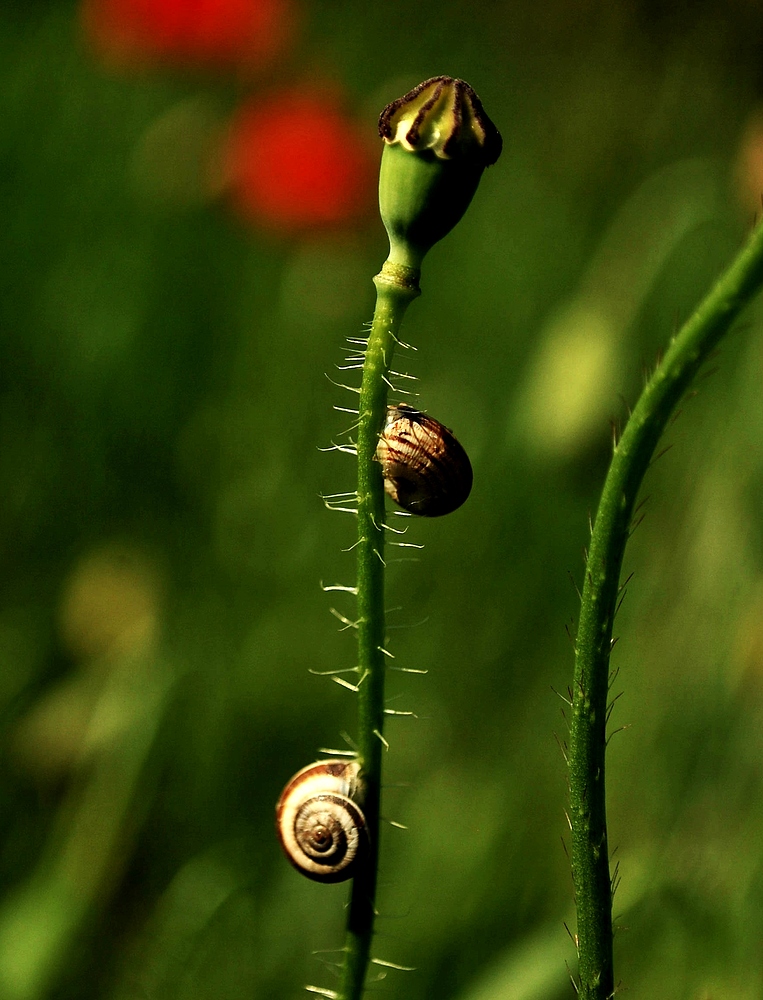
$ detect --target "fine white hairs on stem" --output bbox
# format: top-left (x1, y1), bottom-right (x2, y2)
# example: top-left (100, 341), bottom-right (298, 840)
top-left (320, 581), bottom-right (358, 595)
top-left (322, 490), bottom-right (359, 514)
top-left (329, 607), bottom-right (360, 630)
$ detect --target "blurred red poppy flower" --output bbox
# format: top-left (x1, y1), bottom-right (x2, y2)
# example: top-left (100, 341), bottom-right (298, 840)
top-left (220, 88), bottom-right (377, 232)
top-left (81, 0), bottom-right (293, 69)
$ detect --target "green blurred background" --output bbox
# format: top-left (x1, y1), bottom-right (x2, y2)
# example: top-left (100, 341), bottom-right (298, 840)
top-left (4, 2), bottom-right (763, 998)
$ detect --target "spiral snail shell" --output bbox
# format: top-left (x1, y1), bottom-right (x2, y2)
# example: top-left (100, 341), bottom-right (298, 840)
top-left (276, 759), bottom-right (367, 883)
top-left (375, 403), bottom-right (473, 517)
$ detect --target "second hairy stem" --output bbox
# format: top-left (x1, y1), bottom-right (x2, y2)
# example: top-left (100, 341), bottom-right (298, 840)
top-left (569, 217), bottom-right (763, 998)
top-left (338, 261), bottom-right (420, 1000)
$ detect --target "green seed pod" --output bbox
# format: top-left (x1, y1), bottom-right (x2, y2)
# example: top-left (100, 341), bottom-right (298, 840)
top-left (378, 76), bottom-right (502, 270)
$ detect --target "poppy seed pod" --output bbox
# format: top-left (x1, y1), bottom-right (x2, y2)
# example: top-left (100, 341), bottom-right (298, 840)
top-left (378, 76), bottom-right (502, 269)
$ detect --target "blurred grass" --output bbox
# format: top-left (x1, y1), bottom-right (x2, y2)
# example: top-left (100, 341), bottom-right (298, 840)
top-left (3, 1), bottom-right (763, 998)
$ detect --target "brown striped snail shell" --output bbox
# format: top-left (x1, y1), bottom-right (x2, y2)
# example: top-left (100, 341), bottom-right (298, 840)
top-left (276, 760), bottom-right (367, 883)
top-left (375, 403), bottom-right (473, 517)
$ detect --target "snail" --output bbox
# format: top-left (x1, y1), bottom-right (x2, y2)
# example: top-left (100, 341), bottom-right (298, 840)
top-left (276, 759), bottom-right (367, 883)
top-left (375, 403), bottom-right (473, 516)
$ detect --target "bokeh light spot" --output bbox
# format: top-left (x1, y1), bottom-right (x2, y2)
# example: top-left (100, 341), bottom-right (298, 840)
top-left (221, 89), bottom-right (377, 232)
top-left (81, 0), bottom-right (294, 69)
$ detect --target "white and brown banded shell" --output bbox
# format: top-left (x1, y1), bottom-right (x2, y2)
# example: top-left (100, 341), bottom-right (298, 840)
top-left (375, 403), bottom-right (473, 516)
top-left (276, 760), bottom-right (367, 883)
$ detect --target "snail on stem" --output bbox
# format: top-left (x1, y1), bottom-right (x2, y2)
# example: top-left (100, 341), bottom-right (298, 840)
top-left (276, 760), bottom-right (367, 884)
top-left (376, 403), bottom-right (473, 517)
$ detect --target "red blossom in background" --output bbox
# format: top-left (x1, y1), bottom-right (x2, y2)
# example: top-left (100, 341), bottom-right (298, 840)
top-left (81, 0), bottom-right (293, 68)
top-left (80, 0), bottom-right (375, 236)
top-left (220, 89), bottom-right (377, 232)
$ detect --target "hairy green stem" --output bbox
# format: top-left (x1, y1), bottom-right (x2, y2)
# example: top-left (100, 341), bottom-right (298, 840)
top-left (569, 219), bottom-right (763, 998)
top-left (337, 260), bottom-right (420, 1000)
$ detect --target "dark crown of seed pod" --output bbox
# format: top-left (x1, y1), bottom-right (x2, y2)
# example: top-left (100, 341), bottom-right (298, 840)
top-left (378, 76), bottom-right (502, 166)
top-left (375, 403), bottom-right (473, 517)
